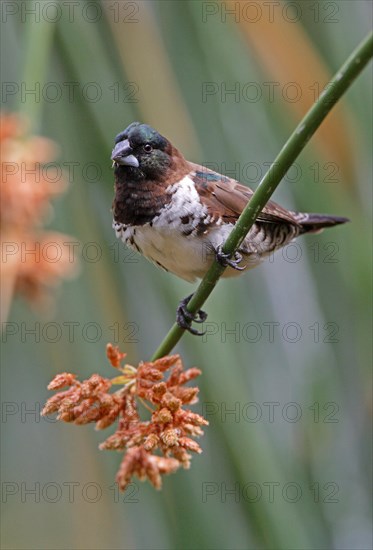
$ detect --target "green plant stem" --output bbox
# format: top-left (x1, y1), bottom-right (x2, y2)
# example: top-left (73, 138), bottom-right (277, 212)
top-left (19, 3), bottom-right (55, 131)
top-left (151, 31), bottom-right (373, 361)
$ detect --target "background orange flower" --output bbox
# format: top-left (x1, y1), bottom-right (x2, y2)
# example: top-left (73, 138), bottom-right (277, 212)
top-left (1, 113), bottom-right (78, 319)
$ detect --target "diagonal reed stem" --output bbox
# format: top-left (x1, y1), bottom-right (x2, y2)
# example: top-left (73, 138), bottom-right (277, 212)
top-left (151, 31), bottom-right (373, 361)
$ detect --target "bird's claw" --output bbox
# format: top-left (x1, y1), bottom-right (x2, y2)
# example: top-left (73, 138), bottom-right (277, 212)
top-left (215, 245), bottom-right (246, 271)
top-left (176, 294), bottom-right (208, 336)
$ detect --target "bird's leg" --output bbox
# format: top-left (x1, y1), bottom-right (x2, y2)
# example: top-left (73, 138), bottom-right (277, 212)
top-left (215, 244), bottom-right (246, 270)
top-left (176, 293), bottom-right (208, 336)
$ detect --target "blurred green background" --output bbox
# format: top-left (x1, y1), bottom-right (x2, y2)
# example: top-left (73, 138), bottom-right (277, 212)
top-left (1, 1), bottom-right (372, 549)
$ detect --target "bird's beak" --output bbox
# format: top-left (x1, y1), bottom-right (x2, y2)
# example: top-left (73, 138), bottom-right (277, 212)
top-left (111, 139), bottom-right (139, 168)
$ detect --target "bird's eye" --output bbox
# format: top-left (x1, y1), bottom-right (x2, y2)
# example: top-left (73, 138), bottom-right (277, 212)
top-left (143, 143), bottom-right (152, 153)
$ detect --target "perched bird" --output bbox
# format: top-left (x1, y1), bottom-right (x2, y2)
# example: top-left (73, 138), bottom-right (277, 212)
top-left (111, 122), bottom-right (348, 332)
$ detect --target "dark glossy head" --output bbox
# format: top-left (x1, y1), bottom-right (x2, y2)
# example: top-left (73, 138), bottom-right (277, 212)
top-left (111, 122), bottom-right (173, 180)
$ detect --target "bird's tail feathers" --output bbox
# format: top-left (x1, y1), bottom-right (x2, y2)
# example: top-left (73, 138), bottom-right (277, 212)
top-left (296, 213), bottom-right (350, 234)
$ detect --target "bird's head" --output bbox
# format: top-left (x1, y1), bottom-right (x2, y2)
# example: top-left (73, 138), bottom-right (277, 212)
top-left (111, 122), bottom-right (184, 182)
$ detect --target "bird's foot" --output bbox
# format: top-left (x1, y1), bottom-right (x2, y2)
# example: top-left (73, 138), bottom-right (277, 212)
top-left (176, 294), bottom-right (208, 336)
top-left (215, 245), bottom-right (246, 271)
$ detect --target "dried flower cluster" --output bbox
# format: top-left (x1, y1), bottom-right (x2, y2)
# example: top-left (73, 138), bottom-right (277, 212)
top-left (42, 344), bottom-right (208, 491)
top-left (0, 112), bottom-right (77, 319)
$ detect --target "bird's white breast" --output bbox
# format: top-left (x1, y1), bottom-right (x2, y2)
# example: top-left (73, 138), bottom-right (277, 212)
top-left (113, 176), bottom-right (229, 282)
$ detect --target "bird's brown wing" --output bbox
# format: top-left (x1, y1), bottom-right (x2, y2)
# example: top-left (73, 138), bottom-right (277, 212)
top-left (189, 164), bottom-right (299, 226)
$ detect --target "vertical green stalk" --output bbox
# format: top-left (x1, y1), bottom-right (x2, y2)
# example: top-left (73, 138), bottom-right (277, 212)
top-left (19, 1), bottom-right (55, 130)
top-left (151, 30), bottom-right (373, 361)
